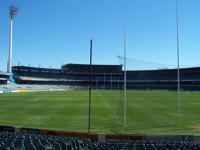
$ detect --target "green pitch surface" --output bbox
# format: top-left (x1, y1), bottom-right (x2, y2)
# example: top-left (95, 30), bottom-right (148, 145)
top-left (0, 90), bottom-right (199, 135)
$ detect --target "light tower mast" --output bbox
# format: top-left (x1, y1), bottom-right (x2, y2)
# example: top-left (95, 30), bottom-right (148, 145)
top-left (7, 5), bottom-right (18, 73)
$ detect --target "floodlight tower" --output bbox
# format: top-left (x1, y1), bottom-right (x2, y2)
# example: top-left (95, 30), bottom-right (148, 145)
top-left (7, 5), bottom-right (18, 73)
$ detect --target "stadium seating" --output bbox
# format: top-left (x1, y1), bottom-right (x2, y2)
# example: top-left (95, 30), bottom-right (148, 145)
top-left (0, 131), bottom-right (92, 150)
top-left (88, 140), bottom-right (200, 150)
top-left (1, 131), bottom-right (200, 150)
top-left (0, 72), bottom-right (9, 85)
top-left (0, 83), bottom-right (70, 92)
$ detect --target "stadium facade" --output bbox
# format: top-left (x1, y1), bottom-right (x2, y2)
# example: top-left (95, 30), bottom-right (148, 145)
top-left (8, 64), bottom-right (200, 90)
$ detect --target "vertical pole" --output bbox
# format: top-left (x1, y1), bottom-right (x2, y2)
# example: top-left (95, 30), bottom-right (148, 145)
top-left (96, 77), bottom-right (98, 89)
top-left (88, 39), bottom-right (93, 133)
top-left (111, 73), bottom-right (112, 90)
top-left (118, 76), bottom-right (120, 90)
top-left (8, 18), bottom-right (13, 73)
top-left (124, 27), bottom-right (127, 128)
top-left (104, 73), bottom-right (106, 89)
top-left (176, 0), bottom-right (181, 128)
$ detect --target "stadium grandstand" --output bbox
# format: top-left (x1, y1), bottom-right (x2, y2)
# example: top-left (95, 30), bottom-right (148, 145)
top-left (126, 67), bottom-right (200, 90)
top-left (12, 65), bottom-right (122, 89)
top-left (11, 65), bottom-right (200, 90)
top-left (0, 71), bottom-right (9, 84)
top-left (1, 125), bottom-right (200, 149)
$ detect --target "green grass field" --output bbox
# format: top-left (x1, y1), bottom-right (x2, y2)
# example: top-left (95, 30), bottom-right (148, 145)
top-left (0, 90), bottom-right (199, 135)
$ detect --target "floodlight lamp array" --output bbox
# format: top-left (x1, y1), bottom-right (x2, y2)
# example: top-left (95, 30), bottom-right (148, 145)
top-left (9, 5), bottom-right (18, 19)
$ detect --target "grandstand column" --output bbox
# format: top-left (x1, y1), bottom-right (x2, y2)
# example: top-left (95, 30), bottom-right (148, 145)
top-left (7, 5), bottom-right (18, 73)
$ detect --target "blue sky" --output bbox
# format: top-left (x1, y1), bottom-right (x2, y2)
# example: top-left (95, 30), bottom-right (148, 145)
top-left (0, 0), bottom-right (200, 71)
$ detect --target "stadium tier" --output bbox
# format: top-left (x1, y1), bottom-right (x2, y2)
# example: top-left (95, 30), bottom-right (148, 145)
top-left (61, 63), bottom-right (122, 73)
top-left (12, 65), bottom-right (200, 90)
top-left (0, 72), bottom-right (9, 84)
top-left (12, 65), bottom-right (122, 88)
top-left (126, 67), bottom-right (200, 90)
